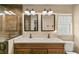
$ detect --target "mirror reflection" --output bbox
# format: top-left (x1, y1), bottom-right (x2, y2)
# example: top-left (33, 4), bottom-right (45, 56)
top-left (24, 14), bottom-right (38, 31)
top-left (41, 14), bottom-right (55, 31)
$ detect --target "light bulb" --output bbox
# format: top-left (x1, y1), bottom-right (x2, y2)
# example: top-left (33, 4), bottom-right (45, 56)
top-left (24, 8), bottom-right (31, 15)
top-left (48, 11), bottom-right (53, 15)
top-left (42, 9), bottom-right (47, 15)
top-left (47, 9), bottom-right (53, 15)
top-left (24, 11), bottom-right (31, 15)
top-left (31, 9), bottom-right (36, 15)
top-left (9, 11), bottom-right (16, 15)
top-left (4, 11), bottom-right (11, 15)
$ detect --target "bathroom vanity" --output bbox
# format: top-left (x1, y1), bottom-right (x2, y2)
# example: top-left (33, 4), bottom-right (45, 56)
top-left (7, 13), bottom-right (74, 54)
top-left (8, 35), bottom-right (74, 54)
top-left (14, 43), bottom-right (64, 54)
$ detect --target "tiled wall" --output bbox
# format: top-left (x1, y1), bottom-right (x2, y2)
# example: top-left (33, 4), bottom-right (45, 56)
top-left (0, 5), bottom-right (22, 39)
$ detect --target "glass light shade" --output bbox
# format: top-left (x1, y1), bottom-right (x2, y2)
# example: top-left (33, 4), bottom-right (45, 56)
top-left (42, 11), bottom-right (47, 15)
top-left (47, 11), bottom-right (53, 15)
top-left (4, 11), bottom-right (11, 15)
top-left (9, 11), bottom-right (16, 15)
top-left (24, 11), bottom-right (31, 15)
top-left (31, 11), bottom-right (36, 15)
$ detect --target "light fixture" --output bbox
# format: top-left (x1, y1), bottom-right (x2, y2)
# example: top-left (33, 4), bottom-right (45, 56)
top-left (42, 9), bottom-right (53, 15)
top-left (47, 9), bottom-right (53, 15)
top-left (9, 11), bottom-right (16, 15)
top-left (31, 9), bottom-right (36, 15)
top-left (24, 8), bottom-right (31, 15)
top-left (4, 10), bottom-right (12, 15)
top-left (0, 6), bottom-right (16, 15)
top-left (24, 8), bottom-right (53, 16)
top-left (24, 9), bottom-right (36, 15)
top-left (42, 9), bottom-right (47, 15)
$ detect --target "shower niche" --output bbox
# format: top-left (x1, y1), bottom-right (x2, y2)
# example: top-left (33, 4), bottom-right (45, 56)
top-left (24, 14), bottom-right (38, 31)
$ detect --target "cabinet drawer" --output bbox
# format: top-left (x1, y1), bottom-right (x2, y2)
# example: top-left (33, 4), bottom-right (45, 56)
top-left (31, 48), bottom-right (48, 54)
top-left (14, 43), bottom-right (64, 49)
top-left (48, 49), bottom-right (65, 54)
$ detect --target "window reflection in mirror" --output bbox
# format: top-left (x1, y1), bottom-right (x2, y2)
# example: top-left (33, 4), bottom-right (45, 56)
top-left (24, 14), bottom-right (38, 31)
top-left (41, 14), bottom-right (55, 31)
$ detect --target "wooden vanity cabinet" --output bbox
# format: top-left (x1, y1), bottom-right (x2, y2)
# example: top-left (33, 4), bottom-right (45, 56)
top-left (14, 43), bottom-right (65, 54)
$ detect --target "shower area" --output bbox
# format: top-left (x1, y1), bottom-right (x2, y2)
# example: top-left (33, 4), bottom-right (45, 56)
top-left (0, 5), bottom-right (22, 53)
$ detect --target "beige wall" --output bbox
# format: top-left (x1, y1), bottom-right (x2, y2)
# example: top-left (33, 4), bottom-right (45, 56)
top-left (73, 5), bottom-right (79, 53)
top-left (23, 4), bottom-right (73, 13)
top-left (0, 16), bottom-right (3, 32)
top-left (23, 5), bottom-right (73, 41)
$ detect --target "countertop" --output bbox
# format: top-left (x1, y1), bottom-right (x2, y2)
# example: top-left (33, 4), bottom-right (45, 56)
top-left (9, 35), bottom-right (68, 43)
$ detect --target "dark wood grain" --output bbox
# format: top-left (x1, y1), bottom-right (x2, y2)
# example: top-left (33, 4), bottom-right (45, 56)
top-left (14, 43), bottom-right (65, 54)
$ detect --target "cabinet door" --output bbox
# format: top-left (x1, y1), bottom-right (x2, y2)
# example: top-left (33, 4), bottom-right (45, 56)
top-left (14, 43), bottom-right (64, 54)
top-left (30, 48), bottom-right (48, 54)
top-left (48, 49), bottom-right (64, 54)
top-left (14, 48), bottom-right (31, 54)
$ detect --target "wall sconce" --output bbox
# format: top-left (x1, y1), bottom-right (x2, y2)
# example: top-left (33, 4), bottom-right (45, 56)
top-left (31, 9), bottom-right (36, 15)
top-left (4, 10), bottom-right (16, 15)
top-left (24, 8), bottom-right (53, 15)
top-left (24, 9), bottom-right (36, 15)
top-left (0, 6), bottom-right (16, 15)
top-left (42, 9), bottom-right (47, 15)
top-left (9, 11), bottom-right (16, 15)
top-left (4, 10), bottom-right (11, 15)
top-left (42, 9), bottom-right (53, 15)
top-left (24, 8), bottom-right (31, 15)
top-left (47, 9), bottom-right (53, 16)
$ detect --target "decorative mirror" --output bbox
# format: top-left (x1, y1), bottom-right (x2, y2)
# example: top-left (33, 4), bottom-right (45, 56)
top-left (41, 14), bottom-right (55, 31)
top-left (24, 14), bottom-right (38, 31)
